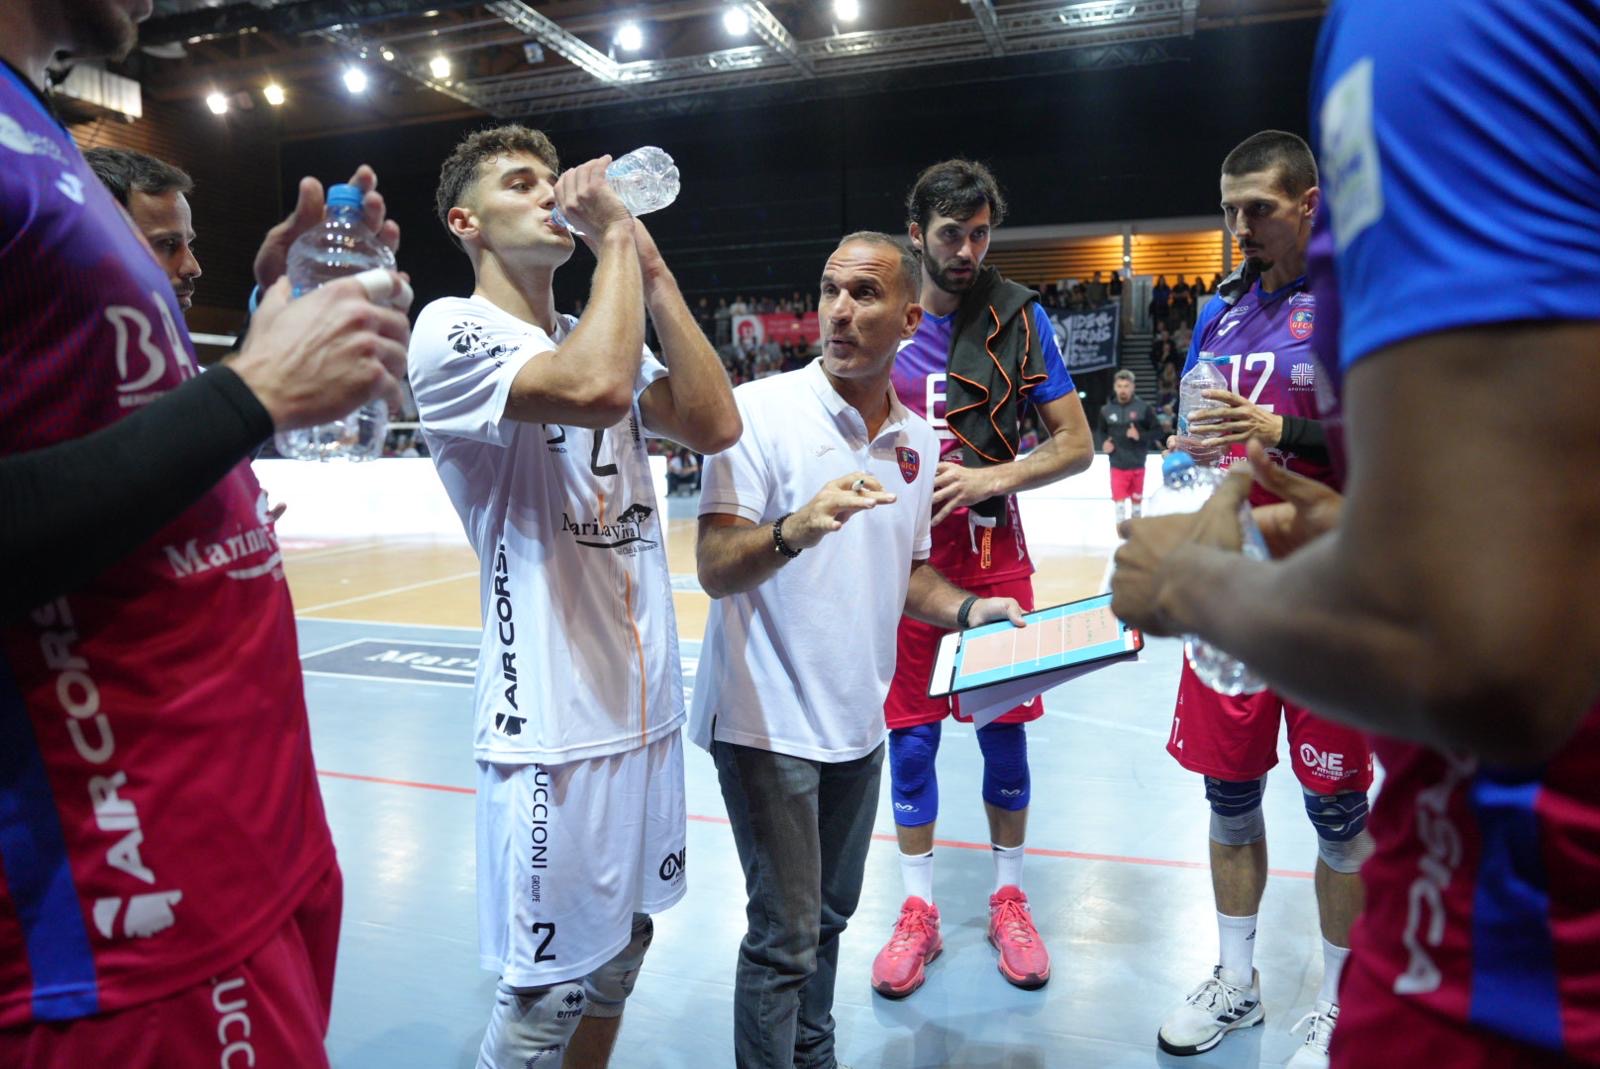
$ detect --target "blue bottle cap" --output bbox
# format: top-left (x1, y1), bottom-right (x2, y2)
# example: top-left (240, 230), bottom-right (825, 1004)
top-left (1162, 451), bottom-right (1196, 477)
top-left (326, 183), bottom-right (363, 209)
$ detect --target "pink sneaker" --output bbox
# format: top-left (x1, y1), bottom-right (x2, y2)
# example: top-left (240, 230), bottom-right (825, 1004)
top-left (988, 886), bottom-right (1050, 989)
top-left (870, 896), bottom-right (942, 999)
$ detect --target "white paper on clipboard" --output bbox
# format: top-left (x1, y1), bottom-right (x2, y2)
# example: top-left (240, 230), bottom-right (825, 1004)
top-left (958, 661), bottom-right (1123, 729)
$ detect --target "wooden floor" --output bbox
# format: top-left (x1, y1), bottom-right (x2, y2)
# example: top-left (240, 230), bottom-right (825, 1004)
top-left (284, 520), bottom-right (1114, 634)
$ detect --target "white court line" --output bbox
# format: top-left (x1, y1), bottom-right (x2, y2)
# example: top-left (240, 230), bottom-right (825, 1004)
top-left (282, 540), bottom-right (384, 563)
top-left (295, 570), bottom-right (478, 614)
top-left (1097, 552), bottom-right (1117, 593)
top-left (295, 615), bottom-right (482, 632)
top-left (296, 637), bottom-right (372, 660)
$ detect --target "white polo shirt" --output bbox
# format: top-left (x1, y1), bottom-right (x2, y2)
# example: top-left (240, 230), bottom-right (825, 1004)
top-left (409, 295), bottom-right (684, 765)
top-left (689, 358), bottom-right (938, 763)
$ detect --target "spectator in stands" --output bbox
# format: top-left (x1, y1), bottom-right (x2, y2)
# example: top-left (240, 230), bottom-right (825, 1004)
top-left (714, 298), bottom-right (731, 345)
top-left (666, 448), bottom-right (700, 496)
top-left (1192, 275), bottom-right (1208, 297)
top-left (1156, 363), bottom-right (1180, 438)
top-left (1109, 271), bottom-right (1124, 298)
top-left (1172, 321), bottom-right (1192, 360)
top-left (1087, 270), bottom-right (1107, 305)
top-left (1150, 274), bottom-right (1171, 329)
top-left (730, 294), bottom-right (749, 315)
top-left (1209, 271), bottom-right (1223, 293)
top-left (1150, 325), bottom-right (1175, 375)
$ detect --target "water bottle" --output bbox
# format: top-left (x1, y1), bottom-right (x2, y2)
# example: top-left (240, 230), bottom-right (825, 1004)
top-left (1143, 451), bottom-right (1270, 695)
top-left (1176, 355), bottom-right (1229, 464)
top-left (272, 183), bottom-right (393, 461)
top-left (550, 146), bottom-right (680, 232)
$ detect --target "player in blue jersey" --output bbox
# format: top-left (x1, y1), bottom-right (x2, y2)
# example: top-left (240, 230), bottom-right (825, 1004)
top-left (1114, 3), bottom-right (1600, 1067)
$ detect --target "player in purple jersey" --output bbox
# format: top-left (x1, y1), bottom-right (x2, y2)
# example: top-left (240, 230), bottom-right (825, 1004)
top-left (1115, 3), bottom-right (1600, 1066)
top-left (1151, 133), bottom-right (1373, 1069)
top-left (0, 1), bottom-right (411, 1064)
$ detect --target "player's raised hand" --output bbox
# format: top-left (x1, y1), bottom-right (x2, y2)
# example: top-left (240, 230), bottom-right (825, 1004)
top-left (784, 472), bottom-right (896, 549)
top-left (254, 165), bottom-right (400, 290)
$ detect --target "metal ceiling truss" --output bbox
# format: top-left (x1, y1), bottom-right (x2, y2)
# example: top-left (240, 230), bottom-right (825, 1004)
top-left (316, 23), bottom-right (488, 110)
top-left (453, 0), bottom-right (1183, 117)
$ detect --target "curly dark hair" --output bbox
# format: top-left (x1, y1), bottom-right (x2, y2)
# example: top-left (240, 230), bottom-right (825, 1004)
top-left (904, 158), bottom-right (1007, 233)
top-left (435, 124), bottom-right (561, 248)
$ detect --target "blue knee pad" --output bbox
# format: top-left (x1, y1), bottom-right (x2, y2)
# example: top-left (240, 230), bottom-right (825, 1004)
top-left (888, 722), bottom-right (941, 827)
top-left (977, 721), bottom-right (1030, 811)
top-left (1205, 775), bottom-right (1266, 845)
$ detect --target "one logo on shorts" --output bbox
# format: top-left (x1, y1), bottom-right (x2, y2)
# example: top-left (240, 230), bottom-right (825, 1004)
top-left (1298, 743), bottom-right (1346, 780)
top-left (1289, 308), bottom-right (1314, 341)
top-left (659, 848), bottom-right (686, 881)
top-left (896, 447), bottom-right (920, 484)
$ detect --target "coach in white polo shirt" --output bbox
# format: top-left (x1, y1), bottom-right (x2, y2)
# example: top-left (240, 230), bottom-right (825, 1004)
top-left (691, 231), bottom-right (1025, 1069)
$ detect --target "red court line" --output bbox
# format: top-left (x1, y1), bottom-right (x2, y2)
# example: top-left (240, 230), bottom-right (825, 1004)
top-left (319, 769), bottom-right (1314, 880)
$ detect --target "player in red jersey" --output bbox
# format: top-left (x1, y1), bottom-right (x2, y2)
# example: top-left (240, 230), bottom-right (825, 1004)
top-left (871, 159), bottom-right (1093, 999)
top-left (1114, 3), bottom-right (1600, 1067)
top-left (0, 2), bottom-right (410, 1066)
top-left (1154, 133), bottom-right (1374, 1069)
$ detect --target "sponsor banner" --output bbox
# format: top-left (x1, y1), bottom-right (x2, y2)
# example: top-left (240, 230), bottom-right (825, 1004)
top-left (1042, 301), bottom-right (1121, 375)
top-left (732, 312), bottom-right (820, 347)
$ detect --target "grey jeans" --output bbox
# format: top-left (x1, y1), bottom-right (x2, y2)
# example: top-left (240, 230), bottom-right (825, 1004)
top-left (712, 739), bottom-right (884, 1069)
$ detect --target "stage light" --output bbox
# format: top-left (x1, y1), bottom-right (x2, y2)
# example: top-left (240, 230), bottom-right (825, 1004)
top-left (834, 0), bottom-right (860, 22)
top-left (429, 54), bottom-right (451, 78)
top-left (723, 7), bottom-right (750, 35)
top-left (205, 90), bottom-right (228, 114)
top-left (380, 48), bottom-right (396, 62)
top-left (343, 65), bottom-right (368, 93)
top-left (263, 82), bottom-right (286, 106)
top-left (615, 22), bottom-right (644, 51)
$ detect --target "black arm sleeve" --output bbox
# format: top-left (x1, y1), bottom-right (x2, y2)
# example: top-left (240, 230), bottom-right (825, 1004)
top-left (1, 366), bottom-right (273, 620)
top-left (1276, 414), bottom-right (1330, 461)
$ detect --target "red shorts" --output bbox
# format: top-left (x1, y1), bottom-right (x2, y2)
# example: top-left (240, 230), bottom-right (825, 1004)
top-left (0, 862), bottom-right (342, 1069)
top-left (885, 575), bottom-right (1041, 729)
top-left (1110, 465), bottom-right (1147, 503)
top-left (1332, 950), bottom-right (1592, 1069)
top-left (1168, 659), bottom-right (1373, 794)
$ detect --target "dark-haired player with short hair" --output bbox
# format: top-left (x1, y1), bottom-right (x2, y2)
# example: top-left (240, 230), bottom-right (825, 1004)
top-left (1153, 131), bottom-right (1371, 1067)
top-left (870, 158), bottom-right (1093, 1000)
top-left (408, 125), bottom-right (738, 1068)
top-left (84, 147), bottom-right (201, 311)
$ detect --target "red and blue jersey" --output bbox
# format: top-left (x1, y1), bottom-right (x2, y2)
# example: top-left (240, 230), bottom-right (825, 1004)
top-left (1183, 279), bottom-right (1338, 501)
top-left (1311, 0), bottom-right (1600, 1059)
top-left (890, 303), bottom-right (1074, 583)
top-left (0, 62), bottom-right (333, 1026)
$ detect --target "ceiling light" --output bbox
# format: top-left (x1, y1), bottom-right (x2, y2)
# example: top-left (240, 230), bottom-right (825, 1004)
top-left (723, 6), bottom-right (750, 35)
top-left (429, 54), bottom-right (451, 78)
top-left (205, 90), bottom-right (228, 114)
top-left (834, 0), bottom-right (860, 22)
top-left (262, 82), bottom-right (285, 106)
top-left (615, 21), bottom-right (644, 51)
top-left (380, 48), bottom-right (395, 62)
top-left (343, 65), bottom-right (368, 94)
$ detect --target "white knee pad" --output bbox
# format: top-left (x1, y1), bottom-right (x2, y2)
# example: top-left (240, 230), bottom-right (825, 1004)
top-left (477, 979), bottom-right (586, 1069)
top-left (1206, 776), bottom-right (1267, 846)
top-left (583, 913), bottom-right (654, 1020)
top-left (1317, 827), bottom-right (1376, 874)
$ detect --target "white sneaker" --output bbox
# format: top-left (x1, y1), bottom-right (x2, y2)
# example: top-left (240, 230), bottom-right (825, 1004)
top-left (1285, 1000), bottom-right (1338, 1068)
top-left (1156, 966), bottom-right (1265, 1056)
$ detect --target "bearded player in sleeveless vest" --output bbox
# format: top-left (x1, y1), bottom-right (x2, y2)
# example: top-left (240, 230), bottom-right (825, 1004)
top-left (870, 159), bottom-right (1094, 1000)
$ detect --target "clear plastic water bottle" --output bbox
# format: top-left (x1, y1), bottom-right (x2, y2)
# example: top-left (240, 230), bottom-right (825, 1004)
top-left (272, 183), bottom-right (393, 461)
top-left (1143, 451), bottom-right (1270, 695)
top-left (550, 146), bottom-right (681, 232)
top-left (1177, 354), bottom-right (1229, 464)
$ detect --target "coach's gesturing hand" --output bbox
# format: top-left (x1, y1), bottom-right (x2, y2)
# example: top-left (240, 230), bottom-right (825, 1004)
top-left (781, 472), bottom-right (897, 550)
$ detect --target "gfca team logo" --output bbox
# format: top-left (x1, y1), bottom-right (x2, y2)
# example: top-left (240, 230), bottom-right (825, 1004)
top-left (1289, 307), bottom-right (1315, 341)
top-left (896, 446), bottom-right (921, 484)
